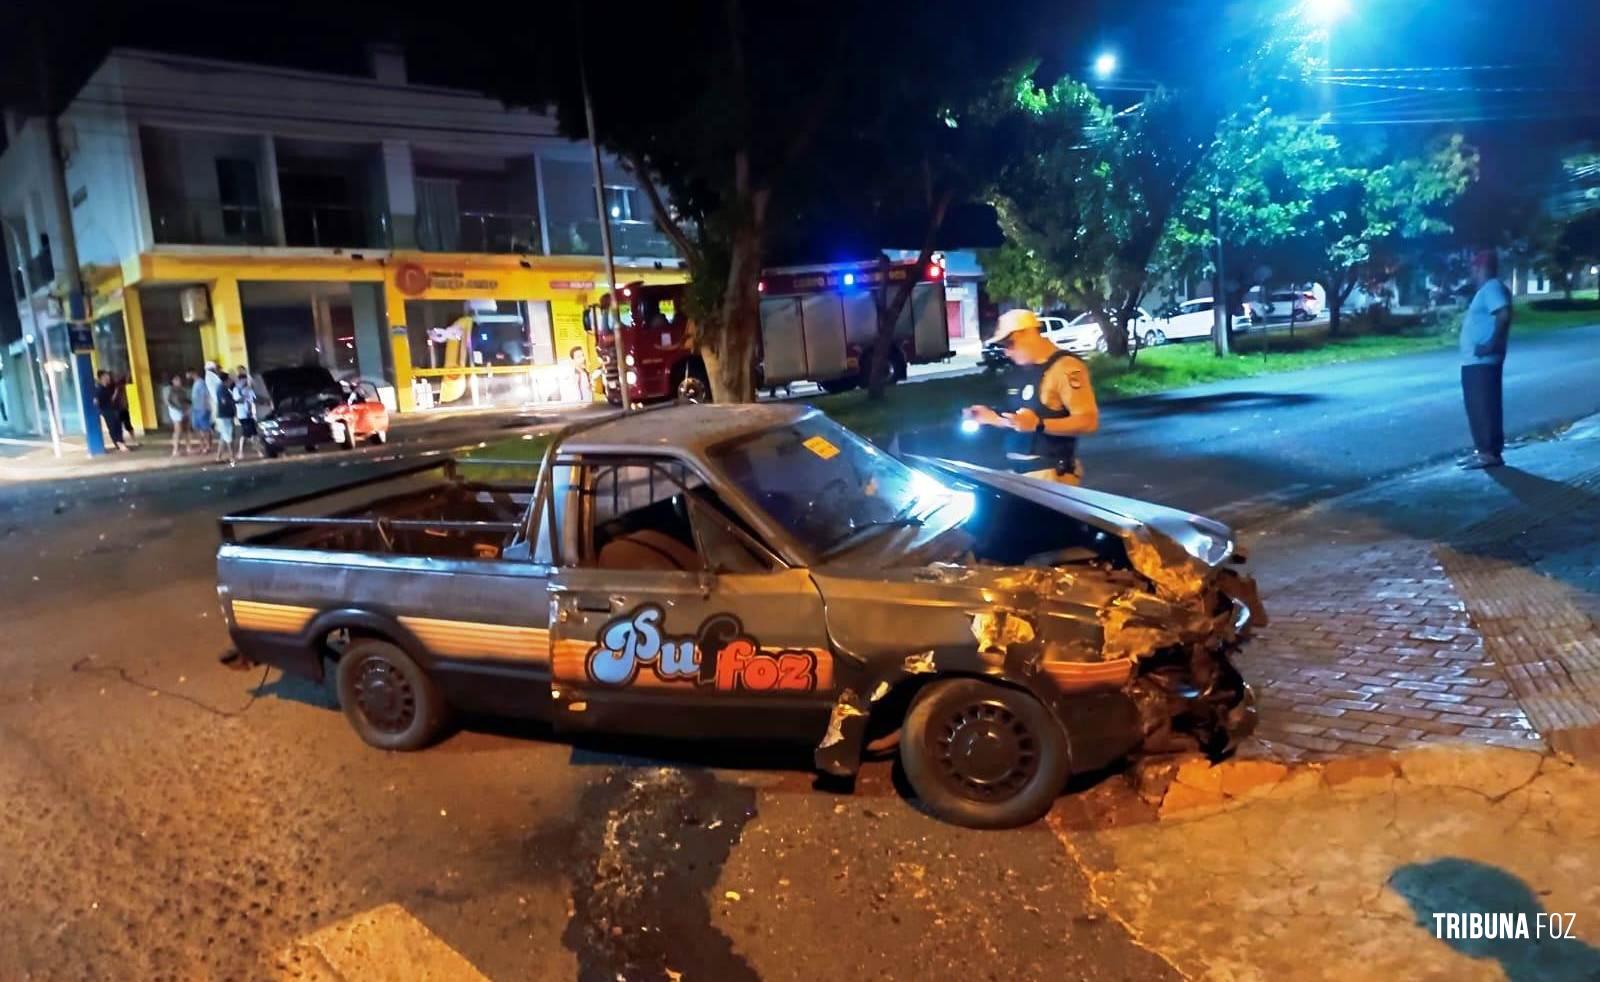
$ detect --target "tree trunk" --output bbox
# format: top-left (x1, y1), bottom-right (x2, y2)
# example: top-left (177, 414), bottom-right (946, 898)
top-left (1211, 272), bottom-right (1230, 357)
top-left (866, 189), bottom-right (953, 400)
top-left (706, 187), bottom-right (766, 403)
top-left (1102, 309), bottom-right (1130, 358)
top-left (1327, 295), bottom-right (1342, 337)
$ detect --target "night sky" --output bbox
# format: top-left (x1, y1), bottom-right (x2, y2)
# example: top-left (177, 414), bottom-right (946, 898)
top-left (2, 0), bottom-right (1596, 197)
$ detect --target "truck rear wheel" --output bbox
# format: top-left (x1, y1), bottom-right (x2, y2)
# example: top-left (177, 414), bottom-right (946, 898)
top-left (900, 678), bottom-right (1069, 829)
top-left (335, 639), bottom-right (450, 751)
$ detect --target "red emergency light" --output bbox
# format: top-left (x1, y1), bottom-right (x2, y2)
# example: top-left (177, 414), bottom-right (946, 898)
top-left (926, 263), bottom-right (944, 280)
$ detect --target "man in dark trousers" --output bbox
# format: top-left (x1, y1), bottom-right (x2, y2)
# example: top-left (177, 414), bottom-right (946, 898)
top-left (1459, 250), bottom-right (1513, 469)
top-left (964, 308), bottom-right (1100, 484)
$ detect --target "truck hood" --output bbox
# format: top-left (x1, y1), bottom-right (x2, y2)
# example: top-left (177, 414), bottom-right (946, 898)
top-left (909, 455), bottom-right (1239, 602)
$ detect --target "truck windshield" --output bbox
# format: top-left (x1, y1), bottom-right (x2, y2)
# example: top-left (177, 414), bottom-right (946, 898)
top-left (710, 417), bottom-right (968, 559)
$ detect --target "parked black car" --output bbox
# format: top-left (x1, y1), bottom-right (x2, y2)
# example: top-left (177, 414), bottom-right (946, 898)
top-left (256, 367), bottom-right (391, 458)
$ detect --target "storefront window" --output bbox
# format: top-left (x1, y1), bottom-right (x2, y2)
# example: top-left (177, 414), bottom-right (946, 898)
top-left (93, 312), bottom-right (132, 380)
top-left (404, 298), bottom-right (584, 409)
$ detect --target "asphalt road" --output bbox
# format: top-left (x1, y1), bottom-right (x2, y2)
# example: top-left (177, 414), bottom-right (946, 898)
top-left (0, 425), bottom-right (1169, 978)
top-left (1081, 323), bottom-right (1600, 520)
top-left (2, 324), bottom-right (1597, 978)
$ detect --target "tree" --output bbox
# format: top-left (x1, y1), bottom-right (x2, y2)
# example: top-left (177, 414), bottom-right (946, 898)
top-left (990, 79), bottom-right (1215, 358)
top-left (977, 241), bottom-right (1063, 311)
top-left (462, 0), bottom-right (1066, 403)
top-left (1163, 107), bottom-right (1478, 336)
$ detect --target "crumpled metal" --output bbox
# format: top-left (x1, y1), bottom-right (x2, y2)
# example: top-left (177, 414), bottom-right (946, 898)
top-left (970, 610), bottom-right (1036, 654)
top-left (817, 688), bottom-right (867, 749)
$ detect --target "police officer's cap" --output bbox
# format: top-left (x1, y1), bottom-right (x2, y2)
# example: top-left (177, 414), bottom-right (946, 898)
top-left (991, 309), bottom-right (1042, 345)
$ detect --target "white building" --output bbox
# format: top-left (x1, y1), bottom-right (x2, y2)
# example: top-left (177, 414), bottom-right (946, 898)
top-left (1, 44), bottom-right (680, 437)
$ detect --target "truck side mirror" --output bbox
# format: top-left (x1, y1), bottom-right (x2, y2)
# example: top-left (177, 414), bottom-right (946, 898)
top-left (581, 308), bottom-right (594, 333)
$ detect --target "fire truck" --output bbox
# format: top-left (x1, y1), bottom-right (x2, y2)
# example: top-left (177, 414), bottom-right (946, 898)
top-left (586, 257), bottom-right (953, 404)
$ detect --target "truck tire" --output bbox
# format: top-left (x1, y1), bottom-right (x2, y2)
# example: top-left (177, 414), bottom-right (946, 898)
top-left (335, 639), bottom-right (450, 752)
top-left (674, 358), bottom-right (712, 403)
top-left (900, 678), bottom-right (1069, 829)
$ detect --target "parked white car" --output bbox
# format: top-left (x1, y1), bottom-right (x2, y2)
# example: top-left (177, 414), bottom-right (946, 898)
top-left (1152, 298), bottom-right (1250, 341)
top-left (1246, 290), bottom-right (1320, 325)
top-left (1046, 309), bottom-right (1156, 353)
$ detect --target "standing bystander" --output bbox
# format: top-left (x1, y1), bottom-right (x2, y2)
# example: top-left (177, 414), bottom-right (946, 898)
top-left (93, 370), bottom-right (128, 452)
top-left (1459, 250), bottom-right (1513, 469)
top-left (166, 373), bottom-right (191, 456)
top-left (232, 367), bottom-right (263, 459)
top-left (189, 368), bottom-right (214, 455)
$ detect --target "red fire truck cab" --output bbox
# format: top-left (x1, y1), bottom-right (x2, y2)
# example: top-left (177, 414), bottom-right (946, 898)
top-left (585, 257), bottom-right (953, 404)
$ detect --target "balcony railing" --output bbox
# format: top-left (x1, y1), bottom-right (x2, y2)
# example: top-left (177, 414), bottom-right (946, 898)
top-left (548, 218), bottom-right (677, 259)
top-left (150, 198), bottom-right (275, 247)
top-left (417, 211), bottom-right (542, 254)
top-left (281, 203), bottom-right (386, 250)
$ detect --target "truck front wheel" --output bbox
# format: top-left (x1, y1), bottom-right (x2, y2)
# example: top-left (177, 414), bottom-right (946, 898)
top-left (335, 639), bottom-right (450, 751)
top-left (900, 678), bottom-right (1069, 828)
top-left (674, 358), bottom-right (712, 403)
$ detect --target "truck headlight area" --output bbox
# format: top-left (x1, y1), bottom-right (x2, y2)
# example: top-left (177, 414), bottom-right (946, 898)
top-left (625, 370), bottom-right (638, 385)
top-left (625, 353), bottom-right (636, 367)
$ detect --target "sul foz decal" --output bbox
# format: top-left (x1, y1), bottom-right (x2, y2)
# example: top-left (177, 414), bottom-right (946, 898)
top-left (585, 605), bottom-right (819, 692)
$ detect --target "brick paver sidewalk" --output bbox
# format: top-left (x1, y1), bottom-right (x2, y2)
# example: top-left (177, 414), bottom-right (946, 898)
top-left (1235, 426), bottom-right (1600, 761)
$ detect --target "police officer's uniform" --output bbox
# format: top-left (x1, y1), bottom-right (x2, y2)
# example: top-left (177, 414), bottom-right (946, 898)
top-left (1004, 351), bottom-right (1086, 484)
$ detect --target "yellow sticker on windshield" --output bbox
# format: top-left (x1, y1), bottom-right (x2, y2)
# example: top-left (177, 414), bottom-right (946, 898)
top-left (803, 435), bottom-right (841, 460)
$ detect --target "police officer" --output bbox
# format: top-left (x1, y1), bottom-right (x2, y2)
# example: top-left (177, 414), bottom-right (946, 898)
top-left (965, 309), bottom-right (1100, 484)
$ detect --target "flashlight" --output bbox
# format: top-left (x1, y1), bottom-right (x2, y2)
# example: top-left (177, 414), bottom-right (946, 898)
top-left (960, 418), bottom-right (981, 435)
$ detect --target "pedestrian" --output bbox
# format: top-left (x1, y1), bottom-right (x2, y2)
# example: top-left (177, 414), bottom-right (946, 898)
top-left (189, 368), bottom-right (214, 455)
top-left (963, 308), bottom-right (1100, 485)
top-left (165, 372), bottom-right (192, 456)
top-left (1459, 250), bottom-right (1513, 469)
top-left (232, 366), bottom-right (263, 459)
top-left (93, 370), bottom-right (128, 452)
top-left (114, 374), bottom-right (139, 449)
top-left (212, 365), bottom-right (237, 463)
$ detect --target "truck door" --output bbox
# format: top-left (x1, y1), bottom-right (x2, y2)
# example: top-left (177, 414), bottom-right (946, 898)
top-left (546, 456), bottom-right (836, 740)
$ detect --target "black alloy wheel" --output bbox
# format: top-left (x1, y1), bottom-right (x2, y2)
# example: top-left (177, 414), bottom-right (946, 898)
top-left (335, 639), bottom-right (449, 751)
top-left (900, 678), bottom-right (1070, 828)
top-left (931, 699), bottom-right (1040, 800)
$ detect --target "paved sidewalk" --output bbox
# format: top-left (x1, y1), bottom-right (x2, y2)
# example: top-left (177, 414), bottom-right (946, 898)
top-left (1057, 746), bottom-right (1600, 981)
top-left (1237, 415), bottom-right (1600, 761)
top-left (0, 405), bottom-right (586, 484)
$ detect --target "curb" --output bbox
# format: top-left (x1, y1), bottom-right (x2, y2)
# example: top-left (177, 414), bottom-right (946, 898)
top-left (1139, 744), bottom-right (1557, 820)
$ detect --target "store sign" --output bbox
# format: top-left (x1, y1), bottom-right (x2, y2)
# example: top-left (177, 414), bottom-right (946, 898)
top-left (395, 262), bottom-right (498, 296)
top-left (550, 279), bottom-right (596, 291)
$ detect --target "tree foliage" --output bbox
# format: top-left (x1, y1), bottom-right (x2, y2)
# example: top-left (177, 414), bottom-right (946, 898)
top-left (989, 79), bottom-right (1215, 357)
top-left (1163, 106), bottom-right (1478, 334)
top-left (474, 0), bottom-right (1065, 402)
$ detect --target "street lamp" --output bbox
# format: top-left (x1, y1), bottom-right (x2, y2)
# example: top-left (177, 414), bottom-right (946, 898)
top-left (1304, 0), bottom-right (1351, 24)
top-left (1093, 51), bottom-right (1118, 79)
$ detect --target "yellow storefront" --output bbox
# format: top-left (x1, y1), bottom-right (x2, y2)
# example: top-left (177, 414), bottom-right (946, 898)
top-left (99, 250), bottom-right (683, 428)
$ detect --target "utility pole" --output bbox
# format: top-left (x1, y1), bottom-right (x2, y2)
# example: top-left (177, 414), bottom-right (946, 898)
top-left (1212, 195), bottom-right (1231, 358)
top-left (35, 32), bottom-right (104, 453)
top-left (578, 18), bottom-right (629, 412)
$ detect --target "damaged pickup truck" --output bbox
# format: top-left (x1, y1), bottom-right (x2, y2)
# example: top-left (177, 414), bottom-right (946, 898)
top-left (217, 403), bottom-right (1263, 828)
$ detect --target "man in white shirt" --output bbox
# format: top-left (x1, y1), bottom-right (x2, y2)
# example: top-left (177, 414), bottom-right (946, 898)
top-left (1459, 250), bottom-right (1513, 469)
